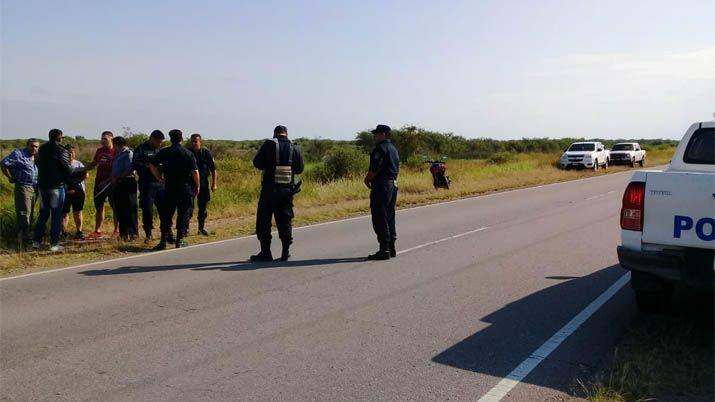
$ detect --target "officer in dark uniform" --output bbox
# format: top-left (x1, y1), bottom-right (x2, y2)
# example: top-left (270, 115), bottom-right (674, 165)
top-left (188, 133), bottom-right (217, 236)
top-left (149, 129), bottom-right (200, 249)
top-left (250, 125), bottom-right (304, 262)
top-left (132, 130), bottom-right (168, 243)
top-left (364, 124), bottom-right (400, 260)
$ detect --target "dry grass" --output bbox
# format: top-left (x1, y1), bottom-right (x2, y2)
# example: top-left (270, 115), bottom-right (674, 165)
top-left (0, 149), bottom-right (675, 276)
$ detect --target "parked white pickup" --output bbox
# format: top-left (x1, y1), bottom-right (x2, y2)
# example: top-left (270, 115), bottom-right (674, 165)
top-left (609, 142), bottom-right (646, 167)
top-left (617, 121), bottom-right (714, 311)
top-left (559, 142), bottom-right (610, 170)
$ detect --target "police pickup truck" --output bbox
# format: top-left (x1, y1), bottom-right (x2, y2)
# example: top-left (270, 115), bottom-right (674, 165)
top-left (559, 142), bottom-right (610, 170)
top-left (609, 142), bottom-right (646, 167)
top-left (617, 121), bottom-right (714, 311)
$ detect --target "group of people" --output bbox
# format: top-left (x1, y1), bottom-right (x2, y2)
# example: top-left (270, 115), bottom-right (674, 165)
top-left (2, 129), bottom-right (217, 252)
top-left (2, 123), bottom-right (400, 260)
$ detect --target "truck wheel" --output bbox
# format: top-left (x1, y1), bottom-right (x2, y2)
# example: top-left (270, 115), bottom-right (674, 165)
top-left (630, 158), bottom-right (636, 168)
top-left (593, 159), bottom-right (598, 171)
top-left (604, 158), bottom-right (609, 169)
top-left (639, 157), bottom-right (645, 167)
top-left (635, 287), bottom-right (672, 312)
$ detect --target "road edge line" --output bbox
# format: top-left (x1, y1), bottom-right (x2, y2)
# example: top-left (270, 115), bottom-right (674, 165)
top-left (477, 272), bottom-right (631, 402)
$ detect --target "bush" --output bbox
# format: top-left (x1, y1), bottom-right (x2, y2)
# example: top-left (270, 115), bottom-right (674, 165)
top-left (488, 152), bottom-right (517, 164)
top-left (307, 147), bottom-right (368, 183)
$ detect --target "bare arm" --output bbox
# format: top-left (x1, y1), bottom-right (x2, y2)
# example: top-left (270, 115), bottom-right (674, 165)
top-left (1, 166), bottom-right (12, 182)
top-left (149, 164), bottom-right (163, 182)
top-left (363, 171), bottom-right (377, 189)
top-left (211, 169), bottom-right (217, 192)
top-left (191, 170), bottom-right (200, 196)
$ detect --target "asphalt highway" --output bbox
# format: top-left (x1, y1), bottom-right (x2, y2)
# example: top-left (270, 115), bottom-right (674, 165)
top-left (1, 171), bottom-right (642, 401)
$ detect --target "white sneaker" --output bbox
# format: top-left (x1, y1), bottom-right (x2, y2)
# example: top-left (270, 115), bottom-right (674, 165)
top-left (31, 242), bottom-right (42, 249)
top-left (49, 244), bottom-right (64, 252)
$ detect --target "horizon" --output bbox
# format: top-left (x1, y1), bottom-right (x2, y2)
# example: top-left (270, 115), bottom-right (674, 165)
top-left (2, 1), bottom-right (714, 141)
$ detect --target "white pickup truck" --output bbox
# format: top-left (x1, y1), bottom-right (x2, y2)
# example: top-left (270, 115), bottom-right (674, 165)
top-left (617, 121), bottom-right (714, 311)
top-left (609, 142), bottom-right (646, 167)
top-left (559, 142), bottom-right (610, 170)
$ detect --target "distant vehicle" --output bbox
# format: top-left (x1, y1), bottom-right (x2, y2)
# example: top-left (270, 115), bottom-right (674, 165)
top-left (617, 121), bottom-right (714, 311)
top-left (423, 156), bottom-right (451, 189)
top-left (559, 142), bottom-right (610, 170)
top-left (610, 142), bottom-right (646, 167)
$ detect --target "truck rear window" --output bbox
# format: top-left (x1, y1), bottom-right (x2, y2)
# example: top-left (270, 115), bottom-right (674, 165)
top-left (683, 128), bottom-right (714, 165)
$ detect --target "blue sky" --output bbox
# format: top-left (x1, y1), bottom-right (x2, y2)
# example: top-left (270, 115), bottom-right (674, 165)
top-left (1, 0), bottom-right (714, 140)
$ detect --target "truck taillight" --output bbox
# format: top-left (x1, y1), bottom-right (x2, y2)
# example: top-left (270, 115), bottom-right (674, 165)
top-left (621, 182), bottom-right (645, 231)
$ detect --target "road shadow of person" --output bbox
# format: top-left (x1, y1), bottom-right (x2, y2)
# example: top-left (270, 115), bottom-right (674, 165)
top-left (79, 257), bottom-right (367, 276)
top-left (431, 265), bottom-right (629, 396)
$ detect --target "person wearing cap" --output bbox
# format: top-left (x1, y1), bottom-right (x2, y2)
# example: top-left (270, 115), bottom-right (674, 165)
top-left (250, 125), bottom-right (304, 261)
top-left (187, 133), bottom-right (217, 236)
top-left (149, 129), bottom-right (200, 249)
top-left (364, 124), bottom-right (400, 260)
top-left (133, 129), bottom-right (170, 243)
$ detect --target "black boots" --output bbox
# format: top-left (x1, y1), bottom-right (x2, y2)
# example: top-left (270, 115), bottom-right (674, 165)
top-left (280, 240), bottom-right (291, 261)
top-left (153, 233), bottom-right (168, 251)
top-left (389, 241), bottom-right (397, 258)
top-left (367, 243), bottom-right (391, 260)
top-left (198, 222), bottom-right (209, 236)
top-left (250, 241), bottom-right (273, 262)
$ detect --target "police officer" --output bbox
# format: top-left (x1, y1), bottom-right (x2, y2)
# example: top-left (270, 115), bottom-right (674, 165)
top-left (364, 124), bottom-right (400, 260)
top-left (188, 133), bottom-right (217, 235)
top-left (250, 125), bottom-right (304, 262)
top-left (132, 130), bottom-right (168, 243)
top-left (149, 129), bottom-right (200, 249)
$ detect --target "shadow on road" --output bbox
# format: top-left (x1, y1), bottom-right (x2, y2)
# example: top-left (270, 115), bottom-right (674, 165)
top-left (79, 257), bottom-right (367, 276)
top-left (432, 265), bottom-right (630, 396)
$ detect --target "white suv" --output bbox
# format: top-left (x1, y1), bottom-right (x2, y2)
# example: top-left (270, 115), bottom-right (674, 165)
top-left (560, 142), bottom-right (610, 170)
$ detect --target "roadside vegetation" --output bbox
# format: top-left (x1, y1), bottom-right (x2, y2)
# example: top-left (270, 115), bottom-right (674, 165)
top-left (582, 289), bottom-right (714, 401)
top-left (0, 126), bottom-right (677, 274)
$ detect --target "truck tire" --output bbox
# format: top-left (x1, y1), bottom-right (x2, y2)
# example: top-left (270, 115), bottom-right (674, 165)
top-left (630, 158), bottom-right (636, 168)
top-left (593, 159), bottom-right (598, 171)
top-left (631, 271), bottom-right (673, 312)
top-left (604, 158), bottom-right (609, 169)
top-left (639, 156), bottom-right (645, 167)
top-left (635, 287), bottom-right (672, 312)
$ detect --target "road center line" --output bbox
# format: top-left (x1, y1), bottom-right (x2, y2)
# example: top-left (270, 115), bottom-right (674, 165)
top-left (477, 272), bottom-right (631, 402)
top-left (397, 227), bottom-right (490, 255)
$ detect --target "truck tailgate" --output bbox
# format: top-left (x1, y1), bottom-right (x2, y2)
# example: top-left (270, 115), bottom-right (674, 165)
top-left (643, 171), bottom-right (715, 249)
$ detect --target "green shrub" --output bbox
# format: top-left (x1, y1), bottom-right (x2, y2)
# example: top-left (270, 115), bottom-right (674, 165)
top-left (488, 152), bottom-right (516, 164)
top-left (307, 147), bottom-right (368, 183)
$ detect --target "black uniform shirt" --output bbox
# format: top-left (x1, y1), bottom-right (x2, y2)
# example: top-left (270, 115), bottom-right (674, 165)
top-left (151, 144), bottom-right (198, 190)
top-left (369, 139), bottom-right (400, 182)
top-left (253, 137), bottom-right (304, 186)
top-left (189, 147), bottom-right (216, 184)
top-left (132, 141), bottom-right (159, 183)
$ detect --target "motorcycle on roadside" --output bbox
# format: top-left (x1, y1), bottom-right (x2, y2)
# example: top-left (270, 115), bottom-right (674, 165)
top-left (423, 155), bottom-right (451, 190)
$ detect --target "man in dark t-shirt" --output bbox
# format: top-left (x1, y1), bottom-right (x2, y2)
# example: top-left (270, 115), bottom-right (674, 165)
top-left (150, 129), bottom-right (199, 249)
top-left (188, 133), bottom-right (217, 236)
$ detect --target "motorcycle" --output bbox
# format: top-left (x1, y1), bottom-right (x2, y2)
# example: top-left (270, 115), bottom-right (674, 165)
top-left (423, 156), bottom-right (451, 189)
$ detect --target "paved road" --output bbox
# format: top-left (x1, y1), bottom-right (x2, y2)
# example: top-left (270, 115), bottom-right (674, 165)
top-left (1, 172), bottom-right (641, 401)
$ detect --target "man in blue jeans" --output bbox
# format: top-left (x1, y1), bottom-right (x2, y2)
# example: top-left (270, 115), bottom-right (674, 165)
top-left (33, 128), bottom-right (73, 252)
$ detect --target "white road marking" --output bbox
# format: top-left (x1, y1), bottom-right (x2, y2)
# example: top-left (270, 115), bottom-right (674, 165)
top-left (0, 169), bottom-right (643, 282)
top-left (477, 272), bottom-right (631, 402)
top-left (397, 227), bottom-right (490, 255)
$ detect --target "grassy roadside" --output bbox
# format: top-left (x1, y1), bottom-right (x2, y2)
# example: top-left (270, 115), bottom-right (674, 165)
top-left (582, 288), bottom-right (714, 402)
top-left (0, 149), bottom-right (674, 276)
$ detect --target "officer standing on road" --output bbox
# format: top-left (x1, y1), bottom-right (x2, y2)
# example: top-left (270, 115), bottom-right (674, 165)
top-left (250, 125), bottom-right (304, 262)
top-left (149, 129), bottom-right (200, 249)
top-left (188, 133), bottom-right (217, 236)
top-left (364, 124), bottom-right (400, 260)
top-left (132, 130), bottom-right (168, 243)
